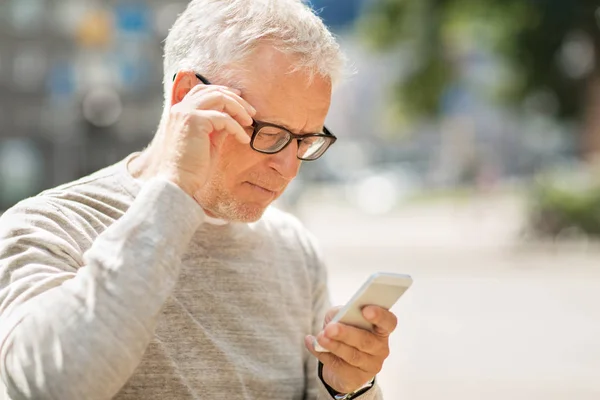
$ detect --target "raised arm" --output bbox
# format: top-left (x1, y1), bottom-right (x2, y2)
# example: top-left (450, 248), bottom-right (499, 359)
top-left (0, 179), bottom-right (203, 399)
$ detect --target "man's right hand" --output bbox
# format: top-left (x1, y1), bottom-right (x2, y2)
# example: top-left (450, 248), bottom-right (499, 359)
top-left (148, 72), bottom-right (256, 200)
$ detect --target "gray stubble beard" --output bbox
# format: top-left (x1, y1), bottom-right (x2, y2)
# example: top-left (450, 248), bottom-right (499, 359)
top-left (196, 172), bottom-right (267, 223)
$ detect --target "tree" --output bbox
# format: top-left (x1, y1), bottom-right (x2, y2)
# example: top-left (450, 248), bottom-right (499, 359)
top-left (358, 0), bottom-right (600, 159)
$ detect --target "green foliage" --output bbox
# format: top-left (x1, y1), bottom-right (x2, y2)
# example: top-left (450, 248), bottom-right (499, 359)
top-left (360, 0), bottom-right (409, 49)
top-left (358, 0), bottom-right (600, 122)
top-left (392, 55), bottom-right (452, 120)
top-left (527, 168), bottom-right (600, 238)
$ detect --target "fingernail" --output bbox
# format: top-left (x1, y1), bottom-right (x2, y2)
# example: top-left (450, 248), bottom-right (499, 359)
top-left (328, 325), bottom-right (339, 337)
top-left (365, 307), bottom-right (376, 320)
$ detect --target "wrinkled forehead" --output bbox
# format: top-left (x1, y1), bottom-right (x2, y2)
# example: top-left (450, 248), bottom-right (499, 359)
top-left (232, 46), bottom-right (332, 131)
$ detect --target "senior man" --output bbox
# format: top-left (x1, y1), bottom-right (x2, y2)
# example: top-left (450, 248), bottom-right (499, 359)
top-left (0, 1), bottom-right (398, 399)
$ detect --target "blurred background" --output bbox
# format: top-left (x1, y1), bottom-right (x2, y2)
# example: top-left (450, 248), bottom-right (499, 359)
top-left (1, 0), bottom-right (600, 399)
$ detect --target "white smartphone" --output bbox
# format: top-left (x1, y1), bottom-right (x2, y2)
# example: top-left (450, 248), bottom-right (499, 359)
top-left (313, 272), bottom-right (412, 353)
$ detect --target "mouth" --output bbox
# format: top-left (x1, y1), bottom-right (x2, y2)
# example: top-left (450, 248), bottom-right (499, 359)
top-left (245, 182), bottom-right (278, 195)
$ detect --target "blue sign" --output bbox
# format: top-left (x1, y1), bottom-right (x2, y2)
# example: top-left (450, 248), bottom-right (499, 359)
top-left (114, 3), bottom-right (151, 34)
top-left (309, 0), bottom-right (364, 29)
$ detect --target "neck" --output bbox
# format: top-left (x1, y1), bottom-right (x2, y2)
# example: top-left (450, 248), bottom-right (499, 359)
top-left (128, 122), bottom-right (166, 180)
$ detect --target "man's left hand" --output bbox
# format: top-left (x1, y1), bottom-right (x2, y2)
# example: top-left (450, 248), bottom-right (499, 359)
top-left (304, 305), bottom-right (398, 394)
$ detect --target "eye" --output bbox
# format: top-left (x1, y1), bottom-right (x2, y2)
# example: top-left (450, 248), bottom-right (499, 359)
top-left (253, 126), bottom-right (290, 151)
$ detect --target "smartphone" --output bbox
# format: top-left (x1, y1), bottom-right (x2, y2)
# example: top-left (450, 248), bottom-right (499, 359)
top-left (313, 272), bottom-right (412, 353)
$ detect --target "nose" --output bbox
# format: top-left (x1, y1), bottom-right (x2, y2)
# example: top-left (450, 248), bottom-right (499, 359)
top-left (266, 140), bottom-right (302, 180)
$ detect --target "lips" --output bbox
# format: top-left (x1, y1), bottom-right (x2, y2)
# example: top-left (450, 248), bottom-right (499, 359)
top-left (246, 182), bottom-right (278, 193)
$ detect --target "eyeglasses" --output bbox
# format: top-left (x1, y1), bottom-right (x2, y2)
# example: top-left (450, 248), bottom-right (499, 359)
top-left (173, 72), bottom-right (337, 161)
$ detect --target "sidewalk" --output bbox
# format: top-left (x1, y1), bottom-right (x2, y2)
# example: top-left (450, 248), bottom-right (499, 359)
top-left (295, 193), bottom-right (600, 400)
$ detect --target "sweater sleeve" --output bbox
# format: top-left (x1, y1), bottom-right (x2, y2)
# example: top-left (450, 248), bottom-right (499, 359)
top-left (0, 178), bottom-right (204, 400)
top-left (301, 232), bottom-right (384, 400)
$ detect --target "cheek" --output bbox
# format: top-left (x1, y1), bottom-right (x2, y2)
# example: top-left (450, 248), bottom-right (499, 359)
top-left (220, 134), bottom-right (248, 155)
top-left (215, 135), bottom-right (261, 178)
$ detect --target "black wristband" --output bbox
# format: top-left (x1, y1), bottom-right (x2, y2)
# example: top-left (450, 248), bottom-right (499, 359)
top-left (318, 362), bottom-right (374, 399)
top-left (318, 362), bottom-right (342, 398)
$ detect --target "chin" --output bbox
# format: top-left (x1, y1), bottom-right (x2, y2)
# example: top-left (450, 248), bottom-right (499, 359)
top-left (198, 182), bottom-right (279, 223)
top-left (210, 200), bottom-right (269, 223)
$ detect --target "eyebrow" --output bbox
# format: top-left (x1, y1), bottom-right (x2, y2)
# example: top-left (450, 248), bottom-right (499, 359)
top-left (263, 118), bottom-right (296, 132)
top-left (260, 118), bottom-right (324, 135)
top-left (178, 73), bottom-right (324, 135)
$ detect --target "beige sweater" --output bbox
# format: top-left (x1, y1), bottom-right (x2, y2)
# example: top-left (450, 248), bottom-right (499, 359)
top-left (0, 156), bottom-right (383, 400)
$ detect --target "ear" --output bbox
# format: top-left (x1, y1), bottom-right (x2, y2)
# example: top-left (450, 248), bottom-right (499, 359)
top-left (171, 70), bottom-right (201, 106)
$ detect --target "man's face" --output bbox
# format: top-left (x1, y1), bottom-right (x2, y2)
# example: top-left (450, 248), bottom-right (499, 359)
top-left (196, 46), bottom-right (332, 222)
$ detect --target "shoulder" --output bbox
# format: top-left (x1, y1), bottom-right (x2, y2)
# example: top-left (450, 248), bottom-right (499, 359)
top-left (36, 161), bottom-right (135, 217)
top-left (258, 206), bottom-right (324, 263)
top-left (0, 195), bottom-right (85, 272)
top-left (0, 160), bottom-right (134, 257)
top-left (0, 195), bottom-right (71, 237)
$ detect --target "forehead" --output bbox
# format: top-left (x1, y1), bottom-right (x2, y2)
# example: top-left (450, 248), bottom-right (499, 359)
top-left (234, 45), bottom-right (332, 131)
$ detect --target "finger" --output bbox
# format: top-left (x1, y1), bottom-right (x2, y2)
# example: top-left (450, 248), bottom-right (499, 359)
top-left (362, 306), bottom-right (398, 337)
top-left (323, 323), bottom-right (387, 357)
top-left (187, 82), bottom-right (239, 97)
top-left (304, 336), bottom-right (374, 393)
top-left (323, 306), bottom-right (342, 328)
top-left (196, 83), bottom-right (241, 96)
top-left (194, 110), bottom-right (250, 144)
top-left (315, 332), bottom-right (381, 373)
top-left (190, 90), bottom-right (254, 128)
top-left (305, 335), bottom-right (334, 359)
top-left (305, 336), bottom-right (359, 375)
top-left (187, 84), bottom-right (256, 116)
top-left (208, 130), bottom-right (228, 150)
top-left (214, 87), bottom-right (256, 116)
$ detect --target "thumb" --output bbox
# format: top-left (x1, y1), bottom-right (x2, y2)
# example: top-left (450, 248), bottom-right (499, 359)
top-left (323, 306), bottom-right (343, 328)
top-left (209, 130), bottom-right (229, 150)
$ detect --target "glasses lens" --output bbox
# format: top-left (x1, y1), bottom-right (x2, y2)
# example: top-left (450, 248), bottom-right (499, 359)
top-left (298, 136), bottom-right (331, 160)
top-left (253, 126), bottom-right (290, 152)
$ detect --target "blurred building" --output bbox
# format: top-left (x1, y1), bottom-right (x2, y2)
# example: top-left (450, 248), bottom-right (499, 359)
top-left (0, 0), bottom-right (190, 210)
top-left (0, 0), bottom-right (577, 213)
top-left (0, 0), bottom-right (372, 211)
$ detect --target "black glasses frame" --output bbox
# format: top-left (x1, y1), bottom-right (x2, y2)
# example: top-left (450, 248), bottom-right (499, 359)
top-left (248, 119), bottom-right (336, 160)
top-left (172, 72), bottom-right (337, 161)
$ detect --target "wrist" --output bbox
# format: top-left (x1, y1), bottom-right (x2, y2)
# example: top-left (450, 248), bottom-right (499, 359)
top-left (159, 172), bottom-right (203, 200)
top-left (333, 379), bottom-right (375, 400)
top-left (318, 362), bottom-right (375, 400)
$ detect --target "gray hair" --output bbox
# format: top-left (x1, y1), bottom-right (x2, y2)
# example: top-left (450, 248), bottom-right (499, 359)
top-left (162, 0), bottom-right (346, 107)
